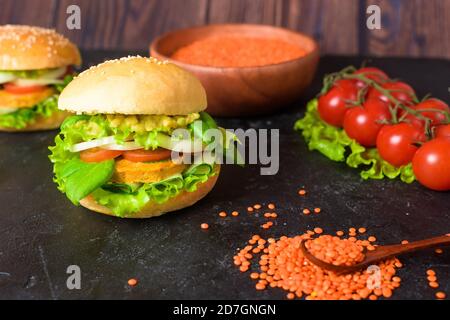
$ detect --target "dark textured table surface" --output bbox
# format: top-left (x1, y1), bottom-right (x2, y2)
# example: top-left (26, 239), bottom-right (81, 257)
top-left (0, 51), bottom-right (449, 300)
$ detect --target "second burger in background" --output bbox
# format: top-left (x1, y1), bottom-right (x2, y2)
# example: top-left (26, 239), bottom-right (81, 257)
top-left (0, 25), bottom-right (81, 131)
top-left (49, 56), bottom-right (225, 218)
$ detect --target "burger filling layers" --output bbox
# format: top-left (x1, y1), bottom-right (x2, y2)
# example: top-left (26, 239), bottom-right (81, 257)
top-left (0, 67), bottom-right (74, 129)
top-left (49, 112), bottom-right (226, 217)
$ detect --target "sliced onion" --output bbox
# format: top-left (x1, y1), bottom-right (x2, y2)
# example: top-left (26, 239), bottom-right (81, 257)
top-left (40, 67), bottom-right (67, 79)
top-left (69, 136), bottom-right (117, 152)
top-left (70, 134), bottom-right (204, 153)
top-left (156, 133), bottom-right (204, 153)
top-left (12, 78), bottom-right (64, 86)
top-left (0, 72), bottom-right (16, 84)
top-left (0, 67), bottom-right (66, 85)
top-left (101, 141), bottom-right (142, 151)
top-left (0, 107), bottom-right (18, 114)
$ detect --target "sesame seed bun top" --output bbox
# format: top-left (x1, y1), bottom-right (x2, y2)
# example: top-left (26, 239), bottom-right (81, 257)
top-left (58, 56), bottom-right (207, 115)
top-left (0, 25), bottom-right (81, 70)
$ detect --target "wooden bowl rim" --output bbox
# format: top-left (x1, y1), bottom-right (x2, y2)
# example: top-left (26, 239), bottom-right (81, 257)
top-left (150, 23), bottom-right (319, 71)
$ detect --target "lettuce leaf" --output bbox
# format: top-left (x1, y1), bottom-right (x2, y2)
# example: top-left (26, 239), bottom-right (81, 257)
top-left (346, 142), bottom-right (415, 182)
top-left (294, 99), bottom-right (415, 183)
top-left (189, 115), bottom-right (243, 166)
top-left (91, 187), bottom-right (151, 217)
top-left (61, 158), bottom-right (115, 204)
top-left (102, 182), bottom-right (143, 194)
top-left (0, 74), bottom-right (73, 129)
top-left (189, 111), bottom-right (218, 144)
top-left (183, 163), bottom-right (215, 191)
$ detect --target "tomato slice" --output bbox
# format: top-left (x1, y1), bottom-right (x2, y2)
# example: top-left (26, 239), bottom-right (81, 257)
top-left (123, 148), bottom-right (172, 162)
top-left (3, 83), bottom-right (48, 94)
top-left (80, 148), bottom-right (123, 163)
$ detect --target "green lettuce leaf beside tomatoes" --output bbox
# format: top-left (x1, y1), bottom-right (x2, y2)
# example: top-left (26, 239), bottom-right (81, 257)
top-left (294, 99), bottom-right (415, 183)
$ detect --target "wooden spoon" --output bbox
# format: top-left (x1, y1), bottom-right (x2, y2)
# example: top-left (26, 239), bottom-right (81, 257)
top-left (301, 235), bottom-right (450, 274)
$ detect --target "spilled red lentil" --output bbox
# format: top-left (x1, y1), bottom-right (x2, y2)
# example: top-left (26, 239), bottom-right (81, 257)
top-left (306, 235), bottom-right (365, 267)
top-left (233, 228), bottom-right (403, 300)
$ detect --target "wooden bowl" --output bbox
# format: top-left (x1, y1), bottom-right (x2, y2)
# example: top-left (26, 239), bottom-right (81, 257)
top-left (150, 24), bottom-right (319, 117)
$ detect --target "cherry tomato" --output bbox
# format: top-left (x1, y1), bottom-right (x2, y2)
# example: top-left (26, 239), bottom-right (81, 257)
top-left (80, 148), bottom-right (123, 163)
top-left (435, 124), bottom-right (450, 139)
top-left (412, 138), bottom-right (450, 191)
top-left (354, 67), bottom-right (389, 88)
top-left (402, 113), bottom-right (426, 130)
top-left (343, 98), bottom-right (391, 147)
top-left (122, 148), bottom-right (172, 162)
top-left (412, 98), bottom-right (450, 127)
top-left (400, 99), bottom-right (450, 141)
top-left (3, 83), bottom-right (48, 94)
top-left (376, 123), bottom-right (424, 167)
top-left (318, 79), bottom-right (358, 127)
top-left (334, 79), bottom-right (359, 94)
top-left (367, 81), bottom-right (416, 106)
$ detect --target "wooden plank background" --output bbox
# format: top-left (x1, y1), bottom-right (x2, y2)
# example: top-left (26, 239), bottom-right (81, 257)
top-left (0, 0), bottom-right (448, 58)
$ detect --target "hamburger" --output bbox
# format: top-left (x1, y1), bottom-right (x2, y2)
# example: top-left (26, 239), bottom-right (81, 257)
top-left (49, 56), bottom-right (223, 218)
top-left (0, 25), bottom-right (81, 131)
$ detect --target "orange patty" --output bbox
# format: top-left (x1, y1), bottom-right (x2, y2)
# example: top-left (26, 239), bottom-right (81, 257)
top-left (0, 87), bottom-right (54, 109)
top-left (112, 159), bottom-right (188, 184)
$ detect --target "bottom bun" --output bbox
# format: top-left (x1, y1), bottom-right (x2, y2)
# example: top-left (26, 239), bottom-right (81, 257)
top-left (80, 165), bottom-right (221, 218)
top-left (0, 110), bottom-right (71, 132)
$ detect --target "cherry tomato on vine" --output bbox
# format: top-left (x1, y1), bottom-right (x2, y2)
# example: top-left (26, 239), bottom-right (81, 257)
top-left (343, 98), bottom-right (391, 147)
top-left (354, 67), bottom-right (389, 88)
top-left (318, 79), bottom-right (359, 127)
top-left (401, 99), bottom-right (450, 138)
top-left (412, 138), bottom-right (450, 191)
top-left (376, 123), bottom-right (424, 167)
top-left (367, 81), bottom-right (416, 106)
top-left (435, 124), bottom-right (450, 139)
top-left (402, 113), bottom-right (426, 131)
top-left (412, 98), bottom-right (450, 127)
